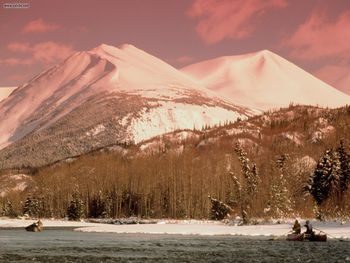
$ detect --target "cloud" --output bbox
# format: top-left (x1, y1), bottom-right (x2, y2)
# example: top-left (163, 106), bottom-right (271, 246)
top-left (22, 18), bottom-right (60, 34)
top-left (314, 64), bottom-right (350, 94)
top-left (283, 9), bottom-right (350, 61)
top-left (0, 58), bottom-right (33, 66)
top-left (187, 0), bottom-right (287, 44)
top-left (30, 42), bottom-right (74, 64)
top-left (7, 42), bottom-right (31, 53)
top-left (2, 41), bottom-right (75, 66)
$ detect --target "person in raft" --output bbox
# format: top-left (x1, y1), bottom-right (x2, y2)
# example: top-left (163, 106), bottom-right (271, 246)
top-left (304, 220), bottom-right (315, 237)
top-left (292, 219), bottom-right (301, 234)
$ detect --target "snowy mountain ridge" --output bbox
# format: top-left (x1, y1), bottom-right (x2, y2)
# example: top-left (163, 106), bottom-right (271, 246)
top-left (1, 44), bottom-right (350, 169)
top-left (0, 44), bottom-right (255, 169)
top-left (181, 50), bottom-right (350, 110)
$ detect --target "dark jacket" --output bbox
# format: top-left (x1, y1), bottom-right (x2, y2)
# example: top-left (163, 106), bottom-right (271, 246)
top-left (304, 221), bottom-right (314, 234)
top-left (292, 220), bottom-right (301, 234)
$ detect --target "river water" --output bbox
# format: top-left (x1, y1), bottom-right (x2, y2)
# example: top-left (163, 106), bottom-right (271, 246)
top-left (0, 228), bottom-right (349, 262)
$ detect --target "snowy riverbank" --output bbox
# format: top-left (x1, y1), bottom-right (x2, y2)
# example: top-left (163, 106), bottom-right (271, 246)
top-left (75, 220), bottom-right (350, 239)
top-left (1, 218), bottom-right (350, 239)
top-left (0, 218), bottom-right (101, 228)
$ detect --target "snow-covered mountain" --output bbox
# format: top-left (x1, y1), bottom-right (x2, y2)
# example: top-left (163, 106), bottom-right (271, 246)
top-left (0, 44), bottom-right (255, 168)
top-left (181, 50), bottom-right (350, 110)
top-left (0, 87), bottom-right (15, 102)
top-left (2, 45), bottom-right (349, 169)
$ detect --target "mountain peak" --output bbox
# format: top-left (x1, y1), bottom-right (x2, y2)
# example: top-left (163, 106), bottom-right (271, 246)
top-left (256, 49), bottom-right (273, 55)
top-left (118, 43), bottom-right (137, 50)
top-left (181, 50), bottom-right (350, 110)
top-left (246, 49), bottom-right (277, 61)
top-left (91, 43), bottom-right (142, 55)
top-left (91, 43), bottom-right (117, 53)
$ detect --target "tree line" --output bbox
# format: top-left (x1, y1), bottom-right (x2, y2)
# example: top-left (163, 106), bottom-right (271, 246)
top-left (1, 138), bottom-right (349, 222)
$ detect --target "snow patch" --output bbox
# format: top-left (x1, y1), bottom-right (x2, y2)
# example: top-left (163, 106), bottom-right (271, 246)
top-left (281, 132), bottom-right (302, 145)
top-left (311, 125), bottom-right (335, 143)
top-left (129, 102), bottom-right (245, 143)
top-left (237, 138), bottom-right (257, 148)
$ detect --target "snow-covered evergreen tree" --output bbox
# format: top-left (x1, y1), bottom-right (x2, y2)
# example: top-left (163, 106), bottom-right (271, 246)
top-left (309, 149), bottom-right (340, 205)
top-left (1, 200), bottom-right (16, 217)
top-left (230, 172), bottom-right (241, 201)
top-left (88, 191), bottom-right (113, 218)
top-left (232, 143), bottom-right (260, 223)
top-left (269, 178), bottom-right (292, 217)
top-left (234, 143), bottom-right (259, 196)
top-left (268, 154), bottom-right (293, 217)
top-left (337, 141), bottom-right (350, 194)
top-left (67, 193), bottom-right (85, 221)
top-left (23, 196), bottom-right (41, 217)
top-left (208, 195), bottom-right (232, 220)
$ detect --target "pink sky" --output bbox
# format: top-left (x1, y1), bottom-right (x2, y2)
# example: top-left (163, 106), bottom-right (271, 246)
top-left (1, 0), bottom-right (350, 94)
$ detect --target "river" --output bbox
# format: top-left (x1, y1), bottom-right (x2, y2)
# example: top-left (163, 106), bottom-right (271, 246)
top-left (0, 228), bottom-right (349, 262)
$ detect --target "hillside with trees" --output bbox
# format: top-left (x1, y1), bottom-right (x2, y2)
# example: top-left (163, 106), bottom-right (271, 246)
top-left (1, 104), bottom-right (350, 222)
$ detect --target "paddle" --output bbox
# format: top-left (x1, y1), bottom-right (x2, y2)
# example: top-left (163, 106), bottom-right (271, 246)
top-left (313, 227), bottom-right (350, 242)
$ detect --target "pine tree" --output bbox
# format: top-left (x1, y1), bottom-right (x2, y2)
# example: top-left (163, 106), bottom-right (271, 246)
top-left (337, 141), bottom-right (350, 194)
top-left (269, 154), bottom-right (293, 217)
top-left (234, 143), bottom-right (259, 197)
top-left (230, 173), bottom-right (241, 202)
top-left (232, 143), bottom-right (260, 223)
top-left (1, 200), bottom-right (17, 217)
top-left (208, 195), bottom-right (232, 220)
top-left (88, 191), bottom-right (112, 218)
top-left (269, 179), bottom-right (292, 217)
top-left (23, 196), bottom-right (41, 217)
top-left (309, 149), bottom-right (340, 205)
top-left (67, 193), bottom-right (85, 221)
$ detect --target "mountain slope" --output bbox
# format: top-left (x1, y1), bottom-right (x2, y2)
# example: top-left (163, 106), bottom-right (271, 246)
top-left (181, 50), bottom-right (350, 110)
top-left (0, 44), bottom-right (255, 169)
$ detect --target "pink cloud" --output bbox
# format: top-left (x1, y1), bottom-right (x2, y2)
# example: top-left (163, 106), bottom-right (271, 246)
top-left (3, 41), bottom-right (75, 66)
top-left (0, 58), bottom-right (33, 66)
top-left (283, 9), bottom-right (350, 61)
top-left (22, 18), bottom-right (60, 34)
top-left (31, 42), bottom-right (74, 64)
top-left (7, 42), bottom-right (31, 53)
top-left (187, 0), bottom-right (287, 44)
top-left (314, 64), bottom-right (350, 95)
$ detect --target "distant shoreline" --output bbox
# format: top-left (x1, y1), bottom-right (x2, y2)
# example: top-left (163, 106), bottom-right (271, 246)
top-left (1, 218), bottom-right (350, 239)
